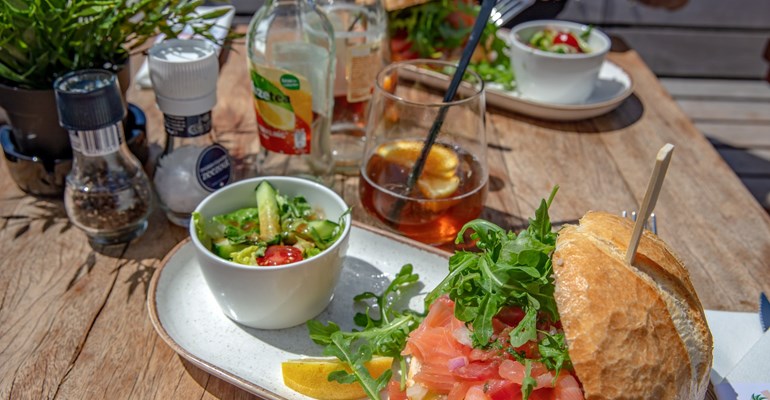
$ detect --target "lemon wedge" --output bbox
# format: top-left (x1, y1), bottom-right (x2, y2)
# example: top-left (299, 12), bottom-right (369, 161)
top-left (282, 356), bottom-right (393, 400)
top-left (376, 140), bottom-right (459, 178)
top-left (257, 99), bottom-right (295, 131)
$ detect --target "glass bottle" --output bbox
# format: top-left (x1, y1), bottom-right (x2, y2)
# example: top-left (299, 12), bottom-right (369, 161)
top-left (54, 70), bottom-right (153, 245)
top-left (246, 0), bottom-right (336, 184)
top-left (317, 0), bottom-right (389, 175)
top-left (148, 39), bottom-right (232, 227)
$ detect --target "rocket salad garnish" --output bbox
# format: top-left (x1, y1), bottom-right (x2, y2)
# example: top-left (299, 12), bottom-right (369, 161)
top-left (303, 186), bottom-right (570, 400)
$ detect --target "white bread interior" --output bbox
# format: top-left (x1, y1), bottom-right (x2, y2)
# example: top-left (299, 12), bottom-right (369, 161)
top-left (552, 211), bottom-right (713, 400)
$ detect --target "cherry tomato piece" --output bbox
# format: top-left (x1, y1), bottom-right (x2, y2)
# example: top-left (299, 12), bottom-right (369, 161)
top-left (257, 245), bottom-right (304, 266)
top-left (553, 32), bottom-right (582, 52)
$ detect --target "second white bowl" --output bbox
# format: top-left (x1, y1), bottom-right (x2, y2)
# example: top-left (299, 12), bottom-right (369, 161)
top-left (505, 20), bottom-right (611, 105)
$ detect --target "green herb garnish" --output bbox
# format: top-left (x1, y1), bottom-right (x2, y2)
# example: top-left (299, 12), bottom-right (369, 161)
top-left (307, 264), bottom-right (425, 398)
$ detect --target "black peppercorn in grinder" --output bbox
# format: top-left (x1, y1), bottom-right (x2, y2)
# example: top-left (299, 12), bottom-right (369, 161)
top-left (54, 70), bottom-right (153, 245)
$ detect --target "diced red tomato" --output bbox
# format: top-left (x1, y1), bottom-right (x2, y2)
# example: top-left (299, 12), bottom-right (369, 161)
top-left (529, 387), bottom-right (555, 400)
top-left (256, 245), bottom-right (303, 266)
top-left (447, 11), bottom-right (475, 30)
top-left (553, 32), bottom-right (582, 52)
top-left (495, 306), bottom-right (526, 327)
top-left (387, 380), bottom-right (408, 400)
top-left (485, 379), bottom-right (523, 400)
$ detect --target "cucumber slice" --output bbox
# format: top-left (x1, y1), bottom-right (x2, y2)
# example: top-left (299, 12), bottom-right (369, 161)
top-left (256, 181), bottom-right (281, 243)
top-left (212, 238), bottom-right (249, 259)
top-left (307, 220), bottom-right (338, 242)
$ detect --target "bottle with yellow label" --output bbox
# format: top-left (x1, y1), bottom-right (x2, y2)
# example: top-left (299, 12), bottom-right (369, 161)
top-left (247, 0), bottom-right (336, 184)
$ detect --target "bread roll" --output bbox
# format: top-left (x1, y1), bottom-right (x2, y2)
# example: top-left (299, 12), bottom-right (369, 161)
top-left (552, 211), bottom-right (713, 400)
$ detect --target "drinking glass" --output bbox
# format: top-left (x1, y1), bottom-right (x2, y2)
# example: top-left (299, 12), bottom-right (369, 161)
top-left (358, 59), bottom-right (488, 246)
top-left (317, 0), bottom-right (389, 175)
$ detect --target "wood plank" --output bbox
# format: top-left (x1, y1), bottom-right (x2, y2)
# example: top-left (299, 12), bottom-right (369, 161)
top-left (675, 99), bottom-right (770, 122)
top-left (560, 0), bottom-right (770, 28)
top-left (603, 0), bottom-right (770, 29)
top-left (660, 78), bottom-right (770, 100)
top-left (697, 122), bottom-right (770, 149)
top-left (603, 28), bottom-right (770, 79)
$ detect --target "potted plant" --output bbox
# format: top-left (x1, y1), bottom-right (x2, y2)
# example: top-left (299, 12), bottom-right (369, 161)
top-left (0, 0), bottom-right (234, 194)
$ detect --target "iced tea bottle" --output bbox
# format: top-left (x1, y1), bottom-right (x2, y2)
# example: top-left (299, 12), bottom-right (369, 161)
top-left (246, 0), bottom-right (336, 184)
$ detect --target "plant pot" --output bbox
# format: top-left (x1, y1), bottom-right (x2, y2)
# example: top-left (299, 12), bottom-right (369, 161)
top-left (0, 82), bottom-right (71, 160)
top-left (0, 61), bottom-right (134, 161)
top-left (1, 104), bottom-right (148, 197)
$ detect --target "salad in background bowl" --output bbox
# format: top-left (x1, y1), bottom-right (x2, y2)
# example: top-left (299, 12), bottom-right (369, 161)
top-left (189, 177), bottom-right (352, 330)
top-left (503, 20), bottom-right (611, 104)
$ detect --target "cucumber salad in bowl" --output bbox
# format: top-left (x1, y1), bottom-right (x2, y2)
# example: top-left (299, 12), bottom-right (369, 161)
top-left (193, 181), bottom-right (347, 267)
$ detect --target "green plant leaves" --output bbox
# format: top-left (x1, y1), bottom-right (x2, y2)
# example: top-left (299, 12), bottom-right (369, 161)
top-left (0, 0), bottom-right (238, 88)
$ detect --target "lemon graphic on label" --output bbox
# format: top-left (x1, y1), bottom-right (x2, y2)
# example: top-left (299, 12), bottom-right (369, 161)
top-left (257, 99), bottom-right (295, 131)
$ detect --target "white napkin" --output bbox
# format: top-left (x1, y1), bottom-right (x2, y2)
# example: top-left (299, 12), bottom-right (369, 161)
top-left (134, 5), bottom-right (235, 89)
top-left (705, 310), bottom-right (770, 399)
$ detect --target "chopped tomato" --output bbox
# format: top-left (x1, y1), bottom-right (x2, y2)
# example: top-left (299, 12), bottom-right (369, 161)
top-left (257, 245), bottom-right (303, 266)
top-left (553, 32), bottom-right (582, 52)
top-left (387, 380), bottom-right (408, 400)
top-left (485, 379), bottom-right (522, 400)
top-left (447, 11), bottom-right (475, 30)
top-left (495, 306), bottom-right (526, 327)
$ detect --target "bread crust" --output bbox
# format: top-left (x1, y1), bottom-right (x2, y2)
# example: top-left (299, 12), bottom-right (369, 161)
top-left (552, 211), bottom-right (713, 400)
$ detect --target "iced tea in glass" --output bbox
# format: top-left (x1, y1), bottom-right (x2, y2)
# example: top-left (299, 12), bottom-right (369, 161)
top-left (359, 60), bottom-right (488, 246)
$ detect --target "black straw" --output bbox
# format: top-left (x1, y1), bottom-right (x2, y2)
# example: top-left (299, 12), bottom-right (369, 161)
top-left (389, 0), bottom-right (495, 221)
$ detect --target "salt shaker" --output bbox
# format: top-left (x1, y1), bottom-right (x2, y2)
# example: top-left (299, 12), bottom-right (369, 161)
top-left (148, 39), bottom-right (232, 227)
top-left (54, 70), bottom-right (153, 245)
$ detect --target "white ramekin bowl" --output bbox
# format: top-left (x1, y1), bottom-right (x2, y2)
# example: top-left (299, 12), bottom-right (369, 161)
top-left (506, 20), bottom-right (611, 105)
top-left (189, 176), bottom-right (351, 330)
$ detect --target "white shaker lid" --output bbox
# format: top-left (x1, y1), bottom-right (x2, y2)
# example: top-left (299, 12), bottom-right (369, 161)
top-left (148, 39), bottom-right (218, 116)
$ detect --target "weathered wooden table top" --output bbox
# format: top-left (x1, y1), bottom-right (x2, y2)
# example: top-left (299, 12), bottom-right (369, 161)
top-left (1, 37), bottom-right (769, 399)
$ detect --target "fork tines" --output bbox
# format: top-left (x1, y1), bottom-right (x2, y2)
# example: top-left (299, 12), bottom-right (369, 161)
top-left (621, 211), bottom-right (657, 234)
top-left (490, 0), bottom-right (535, 27)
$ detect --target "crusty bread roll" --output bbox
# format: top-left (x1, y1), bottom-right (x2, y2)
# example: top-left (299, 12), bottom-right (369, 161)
top-left (552, 211), bottom-right (713, 400)
top-left (384, 0), bottom-right (431, 11)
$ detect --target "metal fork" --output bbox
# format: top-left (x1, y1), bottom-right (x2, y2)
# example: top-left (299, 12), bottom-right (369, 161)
top-left (490, 0), bottom-right (536, 27)
top-left (621, 211), bottom-right (658, 235)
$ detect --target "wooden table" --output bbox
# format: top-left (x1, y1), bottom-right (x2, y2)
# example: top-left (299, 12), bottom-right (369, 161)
top-left (1, 35), bottom-right (769, 399)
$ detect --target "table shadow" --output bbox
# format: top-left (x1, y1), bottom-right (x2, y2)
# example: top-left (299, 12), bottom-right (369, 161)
top-left (490, 93), bottom-right (644, 133)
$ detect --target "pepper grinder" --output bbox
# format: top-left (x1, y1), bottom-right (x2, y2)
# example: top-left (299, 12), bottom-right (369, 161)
top-left (55, 70), bottom-right (153, 245)
top-left (149, 39), bottom-right (232, 227)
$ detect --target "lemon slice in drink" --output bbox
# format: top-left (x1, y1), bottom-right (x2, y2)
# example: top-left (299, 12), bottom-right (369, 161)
top-left (417, 174), bottom-right (460, 199)
top-left (376, 140), bottom-right (459, 177)
top-left (282, 356), bottom-right (393, 400)
top-left (257, 99), bottom-right (295, 131)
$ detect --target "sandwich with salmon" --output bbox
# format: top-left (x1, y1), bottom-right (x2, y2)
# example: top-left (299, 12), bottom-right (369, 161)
top-left (396, 199), bottom-right (713, 399)
top-left (307, 189), bottom-right (713, 400)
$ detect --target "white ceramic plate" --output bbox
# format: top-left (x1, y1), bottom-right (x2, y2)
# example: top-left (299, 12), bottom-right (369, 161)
top-left (401, 60), bottom-right (633, 121)
top-left (485, 60), bottom-right (635, 121)
top-left (147, 223), bottom-right (451, 400)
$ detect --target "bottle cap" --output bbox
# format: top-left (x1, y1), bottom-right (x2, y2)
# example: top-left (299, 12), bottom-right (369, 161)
top-left (148, 39), bottom-right (219, 117)
top-left (54, 70), bottom-right (126, 131)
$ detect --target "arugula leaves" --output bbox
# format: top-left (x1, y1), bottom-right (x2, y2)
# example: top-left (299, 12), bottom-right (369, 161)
top-left (424, 186), bottom-right (570, 399)
top-left (425, 186), bottom-right (559, 347)
top-left (388, 0), bottom-right (515, 90)
top-left (306, 187), bottom-right (572, 400)
top-left (307, 265), bottom-right (425, 399)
